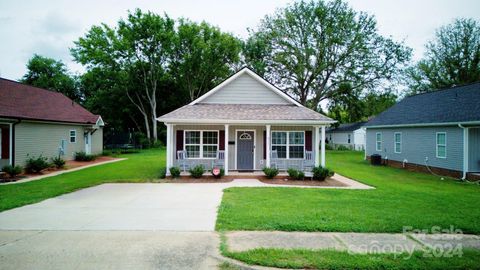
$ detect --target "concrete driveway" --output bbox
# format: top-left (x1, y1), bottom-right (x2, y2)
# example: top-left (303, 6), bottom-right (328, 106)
top-left (0, 183), bottom-right (232, 231)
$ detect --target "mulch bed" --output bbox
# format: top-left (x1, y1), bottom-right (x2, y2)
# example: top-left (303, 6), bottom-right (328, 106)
top-left (163, 178), bottom-right (233, 183)
top-left (260, 178), bottom-right (348, 187)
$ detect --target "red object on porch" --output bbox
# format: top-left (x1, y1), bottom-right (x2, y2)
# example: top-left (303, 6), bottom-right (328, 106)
top-left (176, 130), bottom-right (183, 151)
top-left (1, 127), bottom-right (9, 159)
top-left (219, 130), bottom-right (225, 150)
top-left (305, 130), bottom-right (312, 151)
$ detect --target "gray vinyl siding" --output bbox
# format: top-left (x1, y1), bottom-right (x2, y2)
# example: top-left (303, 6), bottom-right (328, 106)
top-left (366, 126), bottom-right (463, 171)
top-left (200, 73), bottom-right (290, 105)
top-left (172, 125), bottom-right (316, 170)
top-left (15, 122), bottom-right (86, 166)
top-left (469, 128), bottom-right (480, 172)
top-left (14, 122), bottom-right (103, 166)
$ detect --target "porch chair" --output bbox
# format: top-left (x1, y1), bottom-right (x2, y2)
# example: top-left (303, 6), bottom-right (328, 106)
top-left (270, 150), bottom-right (286, 170)
top-left (303, 151), bottom-right (314, 172)
top-left (213, 150), bottom-right (225, 169)
top-left (176, 150), bottom-right (190, 172)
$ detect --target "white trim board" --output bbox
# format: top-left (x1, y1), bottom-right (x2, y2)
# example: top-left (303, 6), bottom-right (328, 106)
top-left (189, 67), bottom-right (302, 107)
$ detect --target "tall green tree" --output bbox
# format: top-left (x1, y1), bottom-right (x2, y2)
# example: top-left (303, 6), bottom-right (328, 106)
top-left (72, 9), bottom-right (175, 141)
top-left (21, 54), bottom-right (81, 102)
top-left (407, 18), bottom-right (480, 93)
top-left (243, 0), bottom-right (411, 110)
top-left (172, 19), bottom-right (242, 101)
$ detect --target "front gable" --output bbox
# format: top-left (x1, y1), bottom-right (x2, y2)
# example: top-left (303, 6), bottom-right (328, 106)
top-left (190, 68), bottom-right (300, 106)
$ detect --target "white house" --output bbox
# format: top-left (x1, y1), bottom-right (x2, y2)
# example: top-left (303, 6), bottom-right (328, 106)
top-left (157, 67), bottom-right (335, 175)
top-left (326, 122), bottom-right (366, 150)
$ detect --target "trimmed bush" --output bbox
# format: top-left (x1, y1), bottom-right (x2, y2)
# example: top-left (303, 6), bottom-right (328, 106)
top-left (312, 166), bottom-right (334, 181)
top-left (25, 155), bottom-right (50, 173)
top-left (189, 165), bottom-right (205, 178)
top-left (262, 167), bottom-right (279, 179)
top-left (287, 168), bottom-right (299, 179)
top-left (325, 144), bottom-right (334, 150)
top-left (336, 145), bottom-right (350, 151)
top-left (169, 166), bottom-right (181, 178)
top-left (159, 168), bottom-right (167, 179)
top-left (74, 151), bottom-right (96, 161)
top-left (51, 156), bottom-right (66, 169)
top-left (1, 165), bottom-right (22, 178)
top-left (287, 168), bottom-right (305, 180)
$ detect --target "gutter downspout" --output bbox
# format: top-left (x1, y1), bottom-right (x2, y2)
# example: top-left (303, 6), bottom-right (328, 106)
top-left (459, 124), bottom-right (468, 180)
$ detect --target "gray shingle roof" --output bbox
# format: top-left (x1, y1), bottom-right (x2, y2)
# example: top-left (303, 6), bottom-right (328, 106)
top-left (158, 104), bottom-right (333, 122)
top-left (327, 122), bottom-right (367, 132)
top-left (366, 83), bottom-right (480, 127)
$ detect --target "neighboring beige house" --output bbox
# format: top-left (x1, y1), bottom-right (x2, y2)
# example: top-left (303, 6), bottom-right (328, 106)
top-left (157, 67), bottom-right (335, 175)
top-left (0, 78), bottom-right (104, 168)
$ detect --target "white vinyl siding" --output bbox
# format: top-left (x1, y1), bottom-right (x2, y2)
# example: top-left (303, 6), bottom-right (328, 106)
top-left (436, 132), bottom-right (447, 158)
top-left (184, 130), bottom-right (218, 159)
top-left (394, 132), bottom-right (402, 153)
top-left (272, 131), bottom-right (305, 159)
top-left (200, 73), bottom-right (290, 104)
top-left (376, 132), bottom-right (382, 151)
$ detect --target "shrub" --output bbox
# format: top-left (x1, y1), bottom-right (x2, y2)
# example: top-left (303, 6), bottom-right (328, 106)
top-left (25, 154), bottom-right (50, 173)
top-left (189, 165), bottom-right (205, 178)
top-left (287, 168), bottom-right (299, 179)
top-left (51, 156), bottom-right (66, 169)
top-left (169, 166), bottom-right (181, 178)
top-left (262, 167), bottom-right (279, 179)
top-left (1, 165), bottom-right (22, 178)
top-left (287, 168), bottom-right (305, 180)
top-left (74, 151), bottom-right (96, 161)
top-left (312, 166), bottom-right (334, 181)
top-left (336, 145), bottom-right (350, 151)
top-left (325, 144), bottom-right (334, 150)
top-left (211, 167), bottom-right (225, 178)
top-left (159, 168), bottom-right (167, 179)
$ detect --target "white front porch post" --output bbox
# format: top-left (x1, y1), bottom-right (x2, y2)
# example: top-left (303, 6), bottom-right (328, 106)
top-left (166, 123), bottom-right (173, 176)
top-left (224, 124), bottom-right (229, 175)
top-left (266, 125), bottom-right (271, 167)
top-left (321, 125), bottom-right (326, 167)
top-left (9, 123), bottom-right (13, 165)
top-left (314, 126), bottom-right (320, 167)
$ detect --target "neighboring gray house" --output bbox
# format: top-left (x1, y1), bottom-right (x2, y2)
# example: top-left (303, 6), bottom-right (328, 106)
top-left (0, 78), bottom-right (104, 168)
top-left (326, 122), bottom-right (366, 150)
top-left (157, 67), bottom-right (335, 175)
top-left (365, 83), bottom-right (480, 180)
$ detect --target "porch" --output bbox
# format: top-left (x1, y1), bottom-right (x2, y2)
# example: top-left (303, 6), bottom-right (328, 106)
top-left (165, 123), bottom-right (327, 176)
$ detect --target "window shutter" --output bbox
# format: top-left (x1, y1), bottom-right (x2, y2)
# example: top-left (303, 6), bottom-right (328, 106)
top-left (176, 130), bottom-right (183, 152)
top-left (263, 130), bottom-right (266, 159)
top-left (1, 127), bottom-right (9, 159)
top-left (219, 130), bottom-right (225, 150)
top-left (305, 130), bottom-right (312, 151)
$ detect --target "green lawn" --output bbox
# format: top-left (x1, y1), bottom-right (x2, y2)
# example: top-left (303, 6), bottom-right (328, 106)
top-left (216, 151), bottom-right (480, 234)
top-left (222, 248), bottom-right (480, 270)
top-left (0, 149), bottom-right (165, 212)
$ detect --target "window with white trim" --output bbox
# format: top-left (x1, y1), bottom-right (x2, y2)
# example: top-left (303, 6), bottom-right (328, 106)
top-left (394, 132), bottom-right (402, 153)
top-left (271, 131), bottom-right (305, 159)
top-left (69, 130), bottom-right (76, 143)
top-left (184, 131), bottom-right (218, 159)
top-left (375, 132), bottom-right (382, 151)
top-left (436, 132), bottom-right (446, 158)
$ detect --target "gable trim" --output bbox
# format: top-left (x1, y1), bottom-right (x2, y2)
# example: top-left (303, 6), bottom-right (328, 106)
top-left (189, 67), bottom-right (302, 107)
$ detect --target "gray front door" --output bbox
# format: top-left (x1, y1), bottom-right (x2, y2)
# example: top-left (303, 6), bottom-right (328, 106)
top-left (237, 131), bottom-right (254, 170)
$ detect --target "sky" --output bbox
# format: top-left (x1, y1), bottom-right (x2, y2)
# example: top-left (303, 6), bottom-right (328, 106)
top-left (0, 0), bottom-right (479, 81)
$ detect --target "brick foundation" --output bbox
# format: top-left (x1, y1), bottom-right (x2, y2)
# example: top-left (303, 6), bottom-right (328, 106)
top-left (366, 156), bottom-right (468, 180)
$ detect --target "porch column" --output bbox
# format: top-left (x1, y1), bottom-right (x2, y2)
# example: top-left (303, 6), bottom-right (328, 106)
top-left (462, 127), bottom-right (469, 179)
top-left (321, 125), bottom-right (326, 167)
top-left (266, 125), bottom-right (271, 167)
top-left (9, 123), bottom-right (13, 166)
top-left (224, 124), bottom-right (229, 175)
top-left (314, 126), bottom-right (320, 167)
top-left (166, 123), bottom-right (173, 176)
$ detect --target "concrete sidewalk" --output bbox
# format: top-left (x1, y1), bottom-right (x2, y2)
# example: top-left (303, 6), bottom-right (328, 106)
top-left (226, 231), bottom-right (480, 253)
